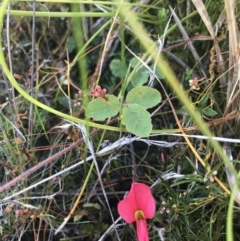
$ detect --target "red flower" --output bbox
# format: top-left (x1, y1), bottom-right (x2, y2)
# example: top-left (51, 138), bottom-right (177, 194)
top-left (117, 182), bottom-right (156, 241)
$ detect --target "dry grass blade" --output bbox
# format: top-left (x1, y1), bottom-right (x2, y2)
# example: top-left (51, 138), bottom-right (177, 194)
top-left (191, 0), bottom-right (226, 87)
top-left (169, 7), bottom-right (207, 79)
top-left (214, 10), bottom-right (226, 34)
top-left (224, 0), bottom-right (240, 122)
top-left (191, 0), bottom-right (215, 37)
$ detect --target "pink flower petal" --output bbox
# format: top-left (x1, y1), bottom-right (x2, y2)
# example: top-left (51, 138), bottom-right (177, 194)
top-left (118, 188), bottom-right (138, 223)
top-left (136, 219), bottom-right (149, 241)
top-left (131, 183), bottom-right (156, 219)
top-left (117, 183), bottom-right (155, 223)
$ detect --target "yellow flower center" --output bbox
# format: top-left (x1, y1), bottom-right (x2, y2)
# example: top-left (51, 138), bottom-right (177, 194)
top-left (135, 210), bottom-right (145, 220)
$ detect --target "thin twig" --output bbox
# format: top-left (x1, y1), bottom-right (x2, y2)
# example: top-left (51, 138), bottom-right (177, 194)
top-left (6, 4), bottom-right (19, 133)
top-left (28, 0), bottom-right (36, 148)
top-left (130, 139), bottom-right (137, 182)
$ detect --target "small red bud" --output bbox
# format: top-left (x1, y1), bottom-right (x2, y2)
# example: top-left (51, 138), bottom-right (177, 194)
top-left (15, 210), bottom-right (22, 216)
top-left (96, 85), bottom-right (101, 91)
top-left (102, 88), bottom-right (107, 94)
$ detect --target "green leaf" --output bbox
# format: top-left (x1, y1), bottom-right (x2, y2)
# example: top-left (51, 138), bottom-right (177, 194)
top-left (110, 59), bottom-right (126, 78)
top-left (151, 64), bottom-right (165, 79)
top-left (73, 209), bottom-right (88, 222)
top-left (126, 86), bottom-right (161, 109)
top-left (130, 57), bottom-right (149, 87)
top-left (85, 95), bottom-right (120, 121)
top-left (130, 58), bottom-right (165, 86)
top-left (198, 93), bottom-right (209, 109)
top-left (83, 203), bottom-right (101, 210)
top-left (122, 104), bottom-right (152, 137)
top-left (67, 36), bottom-right (76, 53)
top-left (131, 68), bottom-right (149, 87)
top-left (57, 96), bottom-right (74, 108)
top-left (203, 108), bottom-right (218, 117)
top-left (130, 57), bottom-right (140, 68)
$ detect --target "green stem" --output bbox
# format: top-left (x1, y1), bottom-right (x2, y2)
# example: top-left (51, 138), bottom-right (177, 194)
top-left (6, 10), bottom-right (114, 17)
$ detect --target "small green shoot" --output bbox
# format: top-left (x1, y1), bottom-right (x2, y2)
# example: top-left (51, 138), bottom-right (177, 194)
top-left (86, 86), bottom-right (161, 136)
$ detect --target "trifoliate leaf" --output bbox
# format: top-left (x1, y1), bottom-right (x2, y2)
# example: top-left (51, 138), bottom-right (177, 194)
top-left (126, 86), bottom-right (161, 109)
top-left (122, 104), bottom-right (152, 137)
top-left (85, 95), bottom-right (120, 121)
